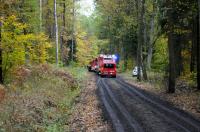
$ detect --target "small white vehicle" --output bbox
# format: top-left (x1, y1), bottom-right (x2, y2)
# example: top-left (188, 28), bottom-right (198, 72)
top-left (132, 66), bottom-right (142, 76)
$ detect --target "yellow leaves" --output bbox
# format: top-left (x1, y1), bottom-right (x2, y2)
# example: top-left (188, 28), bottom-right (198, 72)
top-left (2, 16), bottom-right (27, 68)
top-left (2, 15), bottom-right (52, 76)
top-left (0, 16), bottom-right (3, 23)
top-left (76, 31), bottom-right (99, 66)
top-left (2, 15), bottom-right (27, 34)
top-left (152, 35), bottom-right (168, 70)
top-left (25, 33), bottom-right (52, 64)
top-left (174, 28), bottom-right (190, 34)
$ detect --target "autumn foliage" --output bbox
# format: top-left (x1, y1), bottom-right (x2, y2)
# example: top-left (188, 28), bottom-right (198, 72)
top-left (1, 15), bottom-right (52, 79)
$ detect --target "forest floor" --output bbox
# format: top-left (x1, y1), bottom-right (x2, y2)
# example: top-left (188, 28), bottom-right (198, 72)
top-left (120, 72), bottom-right (200, 119)
top-left (0, 66), bottom-right (112, 132)
top-left (1, 67), bottom-right (199, 131)
top-left (69, 73), bottom-right (112, 132)
top-left (0, 65), bottom-right (86, 131)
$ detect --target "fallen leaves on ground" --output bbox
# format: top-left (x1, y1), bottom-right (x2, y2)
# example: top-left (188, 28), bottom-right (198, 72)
top-left (69, 73), bottom-right (112, 132)
top-left (0, 64), bottom-right (79, 131)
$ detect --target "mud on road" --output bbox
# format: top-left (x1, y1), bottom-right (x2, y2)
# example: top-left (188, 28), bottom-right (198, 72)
top-left (97, 77), bottom-right (200, 132)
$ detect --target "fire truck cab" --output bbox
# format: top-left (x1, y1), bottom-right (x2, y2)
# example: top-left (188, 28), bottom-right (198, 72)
top-left (97, 54), bottom-right (117, 78)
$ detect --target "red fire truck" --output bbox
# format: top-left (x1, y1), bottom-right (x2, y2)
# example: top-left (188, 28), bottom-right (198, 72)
top-left (87, 58), bottom-right (98, 72)
top-left (97, 54), bottom-right (117, 78)
top-left (91, 58), bottom-right (98, 71)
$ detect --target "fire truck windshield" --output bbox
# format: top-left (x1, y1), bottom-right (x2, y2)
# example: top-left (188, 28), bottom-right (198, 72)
top-left (104, 64), bottom-right (115, 68)
top-left (104, 58), bottom-right (112, 60)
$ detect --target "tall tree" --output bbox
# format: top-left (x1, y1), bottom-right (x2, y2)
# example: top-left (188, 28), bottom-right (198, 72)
top-left (167, 1), bottom-right (176, 93)
top-left (40, 0), bottom-right (42, 31)
top-left (198, 0), bottom-right (200, 90)
top-left (71, 0), bottom-right (75, 62)
top-left (147, 0), bottom-right (156, 69)
top-left (0, 20), bottom-right (3, 83)
top-left (60, 0), bottom-right (66, 64)
top-left (142, 0), bottom-right (148, 80)
top-left (137, 0), bottom-right (145, 81)
top-left (54, 0), bottom-right (59, 65)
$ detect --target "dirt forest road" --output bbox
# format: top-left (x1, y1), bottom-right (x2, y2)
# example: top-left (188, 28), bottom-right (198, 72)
top-left (97, 77), bottom-right (200, 132)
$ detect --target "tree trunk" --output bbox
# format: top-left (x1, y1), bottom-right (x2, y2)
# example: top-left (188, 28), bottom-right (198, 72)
top-left (147, 1), bottom-right (156, 70)
top-left (174, 34), bottom-right (182, 77)
top-left (0, 21), bottom-right (3, 84)
top-left (167, 6), bottom-right (176, 93)
top-left (147, 15), bottom-right (155, 69)
top-left (120, 39), bottom-right (125, 71)
top-left (197, 0), bottom-right (200, 90)
top-left (60, 0), bottom-right (66, 64)
top-left (137, 0), bottom-right (145, 81)
top-left (142, 61), bottom-right (148, 80)
top-left (168, 32), bottom-right (176, 93)
top-left (191, 15), bottom-right (197, 72)
top-left (54, 0), bottom-right (59, 65)
top-left (63, 0), bottom-right (66, 28)
top-left (71, 0), bottom-right (75, 62)
top-left (136, 0), bottom-right (142, 81)
top-left (40, 0), bottom-right (42, 31)
top-left (142, 0), bottom-right (148, 80)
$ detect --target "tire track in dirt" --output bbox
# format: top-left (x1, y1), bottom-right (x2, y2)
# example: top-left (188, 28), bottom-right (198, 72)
top-left (115, 78), bottom-right (200, 132)
top-left (97, 77), bottom-right (200, 132)
top-left (97, 78), bottom-right (143, 132)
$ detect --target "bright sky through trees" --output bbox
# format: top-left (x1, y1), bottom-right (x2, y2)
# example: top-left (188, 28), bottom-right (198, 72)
top-left (78, 0), bottom-right (95, 16)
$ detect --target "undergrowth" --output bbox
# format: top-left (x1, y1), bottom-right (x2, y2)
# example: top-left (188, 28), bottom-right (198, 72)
top-left (0, 64), bottom-right (87, 132)
top-left (121, 70), bottom-right (197, 92)
top-left (121, 70), bottom-right (166, 90)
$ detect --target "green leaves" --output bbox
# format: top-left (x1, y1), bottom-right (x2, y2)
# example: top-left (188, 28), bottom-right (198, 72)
top-left (152, 35), bottom-right (168, 71)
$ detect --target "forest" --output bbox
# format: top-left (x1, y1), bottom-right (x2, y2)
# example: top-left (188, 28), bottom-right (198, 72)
top-left (92, 0), bottom-right (200, 93)
top-left (0, 0), bottom-right (199, 93)
top-left (0, 0), bottom-right (200, 131)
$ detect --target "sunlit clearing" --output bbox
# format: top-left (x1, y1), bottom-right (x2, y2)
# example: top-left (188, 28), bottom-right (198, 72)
top-left (78, 0), bottom-right (95, 17)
